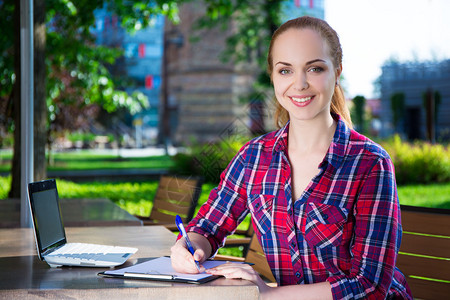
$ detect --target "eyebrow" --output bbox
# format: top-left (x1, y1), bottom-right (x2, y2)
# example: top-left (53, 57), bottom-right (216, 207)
top-left (275, 59), bottom-right (326, 66)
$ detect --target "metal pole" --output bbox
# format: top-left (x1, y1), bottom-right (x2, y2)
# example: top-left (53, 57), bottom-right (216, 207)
top-left (20, 0), bottom-right (34, 227)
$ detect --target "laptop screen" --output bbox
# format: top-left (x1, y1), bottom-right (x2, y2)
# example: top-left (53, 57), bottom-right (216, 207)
top-left (28, 179), bottom-right (66, 258)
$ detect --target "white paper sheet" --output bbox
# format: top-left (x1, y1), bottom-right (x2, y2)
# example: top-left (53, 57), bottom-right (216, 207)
top-left (104, 257), bottom-right (237, 281)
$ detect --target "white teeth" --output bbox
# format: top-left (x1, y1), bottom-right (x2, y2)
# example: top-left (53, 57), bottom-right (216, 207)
top-left (291, 96), bottom-right (312, 103)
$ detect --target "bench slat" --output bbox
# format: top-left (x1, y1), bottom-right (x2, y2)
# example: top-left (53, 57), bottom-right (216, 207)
top-left (396, 253), bottom-right (450, 281)
top-left (401, 209), bottom-right (450, 237)
top-left (400, 232), bottom-right (450, 259)
top-left (404, 277), bottom-right (450, 300)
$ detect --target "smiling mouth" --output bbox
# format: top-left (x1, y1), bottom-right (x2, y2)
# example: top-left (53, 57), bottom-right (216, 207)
top-left (291, 96), bottom-right (313, 103)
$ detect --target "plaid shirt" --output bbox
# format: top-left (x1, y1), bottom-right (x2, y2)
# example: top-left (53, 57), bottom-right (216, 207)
top-left (187, 115), bottom-right (412, 299)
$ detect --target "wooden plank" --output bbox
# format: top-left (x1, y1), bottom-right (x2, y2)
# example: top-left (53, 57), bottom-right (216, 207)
top-left (246, 250), bottom-right (276, 282)
top-left (405, 276), bottom-right (450, 300)
top-left (400, 233), bottom-right (450, 259)
top-left (159, 176), bottom-right (199, 191)
top-left (225, 237), bottom-right (252, 246)
top-left (401, 210), bottom-right (450, 237)
top-left (154, 192), bottom-right (193, 205)
top-left (396, 253), bottom-right (450, 281)
top-left (250, 236), bottom-right (263, 253)
top-left (153, 199), bottom-right (191, 212)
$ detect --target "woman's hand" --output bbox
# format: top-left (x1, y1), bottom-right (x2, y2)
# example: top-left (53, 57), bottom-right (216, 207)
top-left (170, 233), bottom-right (210, 274)
top-left (206, 262), bottom-right (272, 294)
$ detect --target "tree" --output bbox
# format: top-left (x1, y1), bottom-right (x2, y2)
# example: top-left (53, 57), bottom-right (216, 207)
top-left (422, 89), bottom-right (441, 143)
top-left (1, 0), bottom-right (288, 197)
top-left (351, 95), bottom-right (366, 134)
top-left (390, 92), bottom-right (405, 134)
top-left (0, 0), bottom-right (184, 197)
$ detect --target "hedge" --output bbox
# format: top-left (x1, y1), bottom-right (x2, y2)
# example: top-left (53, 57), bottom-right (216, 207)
top-left (171, 134), bottom-right (449, 186)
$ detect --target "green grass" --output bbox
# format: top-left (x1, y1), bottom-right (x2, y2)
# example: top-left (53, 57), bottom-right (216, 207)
top-left (0, 150), bottom-right (173, 172)
top-left (398, 183), bottom-right (450, 209)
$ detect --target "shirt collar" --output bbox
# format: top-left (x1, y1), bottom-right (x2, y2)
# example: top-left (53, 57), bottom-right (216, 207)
top-left (273, 122), bottom-right (290, 154)
top-left (326, 114), bottom-right (350, 169)
top-left (272, 114), bottom-right (350, 170)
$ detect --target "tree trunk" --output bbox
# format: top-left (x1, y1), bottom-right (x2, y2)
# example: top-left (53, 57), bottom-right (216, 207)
top-left (8, 0), bottom-right (21, 198)
top-left (9, 0), bottom-right (47, 198)
top-left (34, 0), bottom-right (47, 181)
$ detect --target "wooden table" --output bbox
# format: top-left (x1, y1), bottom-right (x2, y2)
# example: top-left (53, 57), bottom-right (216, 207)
top-left (0, 226), bottom-right (258, 299)
top-left (0, 198), bottom-right (143, 228)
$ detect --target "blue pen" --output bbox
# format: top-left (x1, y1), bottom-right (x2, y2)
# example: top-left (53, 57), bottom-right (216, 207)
top-left (175, 215), bottom-right (201, 272)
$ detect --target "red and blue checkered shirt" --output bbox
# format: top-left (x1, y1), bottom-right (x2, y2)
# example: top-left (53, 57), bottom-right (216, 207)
top-left (187, 114), bottom-right (412, 299)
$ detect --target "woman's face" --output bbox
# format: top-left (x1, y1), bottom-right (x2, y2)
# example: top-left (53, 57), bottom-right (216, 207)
top-left (271, 28), bottom-right (341, 123)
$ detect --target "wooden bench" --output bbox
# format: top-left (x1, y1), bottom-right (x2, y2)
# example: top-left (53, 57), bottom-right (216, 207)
top-left (134, 175), bottom-right (203, 231)
top-left (217, 205), bottom-right (450, 297)
top-left (215, 233), bottom-right (276, 283)
top-left (397, 205), bottom-right (450, 299)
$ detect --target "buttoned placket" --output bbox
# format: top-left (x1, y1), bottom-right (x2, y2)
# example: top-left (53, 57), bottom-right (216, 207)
top-left (279, 149), bottom-right (305, 284)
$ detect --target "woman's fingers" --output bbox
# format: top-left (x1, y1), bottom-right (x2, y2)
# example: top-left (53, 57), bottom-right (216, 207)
top-left (170, 238), bottom-right (205, 274)
top-left (206, 262), bottom-right (258, 281)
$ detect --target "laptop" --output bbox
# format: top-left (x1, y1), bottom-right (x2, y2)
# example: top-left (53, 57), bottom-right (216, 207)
top-left (28, 179), bottom-right (138, 268)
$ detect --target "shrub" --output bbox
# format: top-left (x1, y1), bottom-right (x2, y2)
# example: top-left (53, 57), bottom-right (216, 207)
top-left (171, 135), bottom-right (249, 183)
top-left (173, 134), bottom-right (449, 186)
top-left (381, 135), bottom-right (450, 185)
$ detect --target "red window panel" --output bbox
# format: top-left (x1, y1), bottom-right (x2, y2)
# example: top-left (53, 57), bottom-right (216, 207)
top-left (145, 75), bottom-right (153, 89)
top-left (138, 44), bottom-right (145, 58)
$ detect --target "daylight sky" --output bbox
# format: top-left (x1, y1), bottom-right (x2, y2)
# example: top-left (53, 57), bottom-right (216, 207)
top-left (324, 0), bottom-right (450, 99)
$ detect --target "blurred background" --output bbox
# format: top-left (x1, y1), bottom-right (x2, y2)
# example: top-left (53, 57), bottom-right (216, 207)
top-left (0, 0), bottom-right (449, 219)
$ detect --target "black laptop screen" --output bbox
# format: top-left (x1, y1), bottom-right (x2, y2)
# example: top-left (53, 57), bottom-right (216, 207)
top-left (32, 188), bottom-right (65, 251)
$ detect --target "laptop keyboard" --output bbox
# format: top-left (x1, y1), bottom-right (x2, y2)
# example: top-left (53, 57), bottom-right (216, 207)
top-left (48, 243), bottom-right (136, 262)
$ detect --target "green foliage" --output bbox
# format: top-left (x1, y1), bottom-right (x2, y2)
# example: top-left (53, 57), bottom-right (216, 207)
top-left (67, 132), bottom-right (96, 143)
top-left (382, 135), bottom-right (450, 185)
top-left (171, 134), bottom-right (249, 183)
top-left (390, 92), bottom-right (405, 131)
top-left (351, 95), bottom-right (366, 134)
top-left (0, 176), bottom-right (10, 199)
top-left (0, 0), bottom-right (185, 134)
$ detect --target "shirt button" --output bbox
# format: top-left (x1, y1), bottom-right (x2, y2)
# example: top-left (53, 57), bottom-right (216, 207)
top-left (291, 242), bottom-right (296, 248)
top-left (295, 271), bottom-right (301, 278)
top-left (323, 214), bottom-right (328, 220)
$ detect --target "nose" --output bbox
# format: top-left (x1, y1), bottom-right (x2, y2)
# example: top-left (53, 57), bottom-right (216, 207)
top-left (293, 72), bottom-right (309, 91)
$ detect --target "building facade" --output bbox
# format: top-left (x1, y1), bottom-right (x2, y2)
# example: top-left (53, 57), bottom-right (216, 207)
top-left (167, 0), bottom-right (325, 145)
top-left (380, 59), bottom-right (450, 141)
top-left (93, 9), bottom-right (165, 146)
top-left (92, 1), bottom-right (325, 147)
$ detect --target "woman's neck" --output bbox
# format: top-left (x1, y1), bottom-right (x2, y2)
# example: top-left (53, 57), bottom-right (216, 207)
top-left (288, 113), bottom-right (336, 155)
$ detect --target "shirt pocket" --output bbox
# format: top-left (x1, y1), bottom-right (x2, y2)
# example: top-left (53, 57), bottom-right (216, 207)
top-left (304, 202), bottom-right (349, 249)
top-left (248, 194), bottom-right (274, 235)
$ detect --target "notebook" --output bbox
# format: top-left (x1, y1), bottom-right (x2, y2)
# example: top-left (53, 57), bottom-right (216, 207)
top-left (27, 179), bottom-right (138, 268)
top-left (98, 256), bottom-right (245, 284)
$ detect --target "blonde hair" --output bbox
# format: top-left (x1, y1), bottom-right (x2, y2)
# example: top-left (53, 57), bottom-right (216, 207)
top-left (267, 16), bottom-right (353, 129)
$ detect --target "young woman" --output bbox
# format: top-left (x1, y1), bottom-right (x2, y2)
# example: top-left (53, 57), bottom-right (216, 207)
top-left (170, 16), bottom-right (413, 300)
